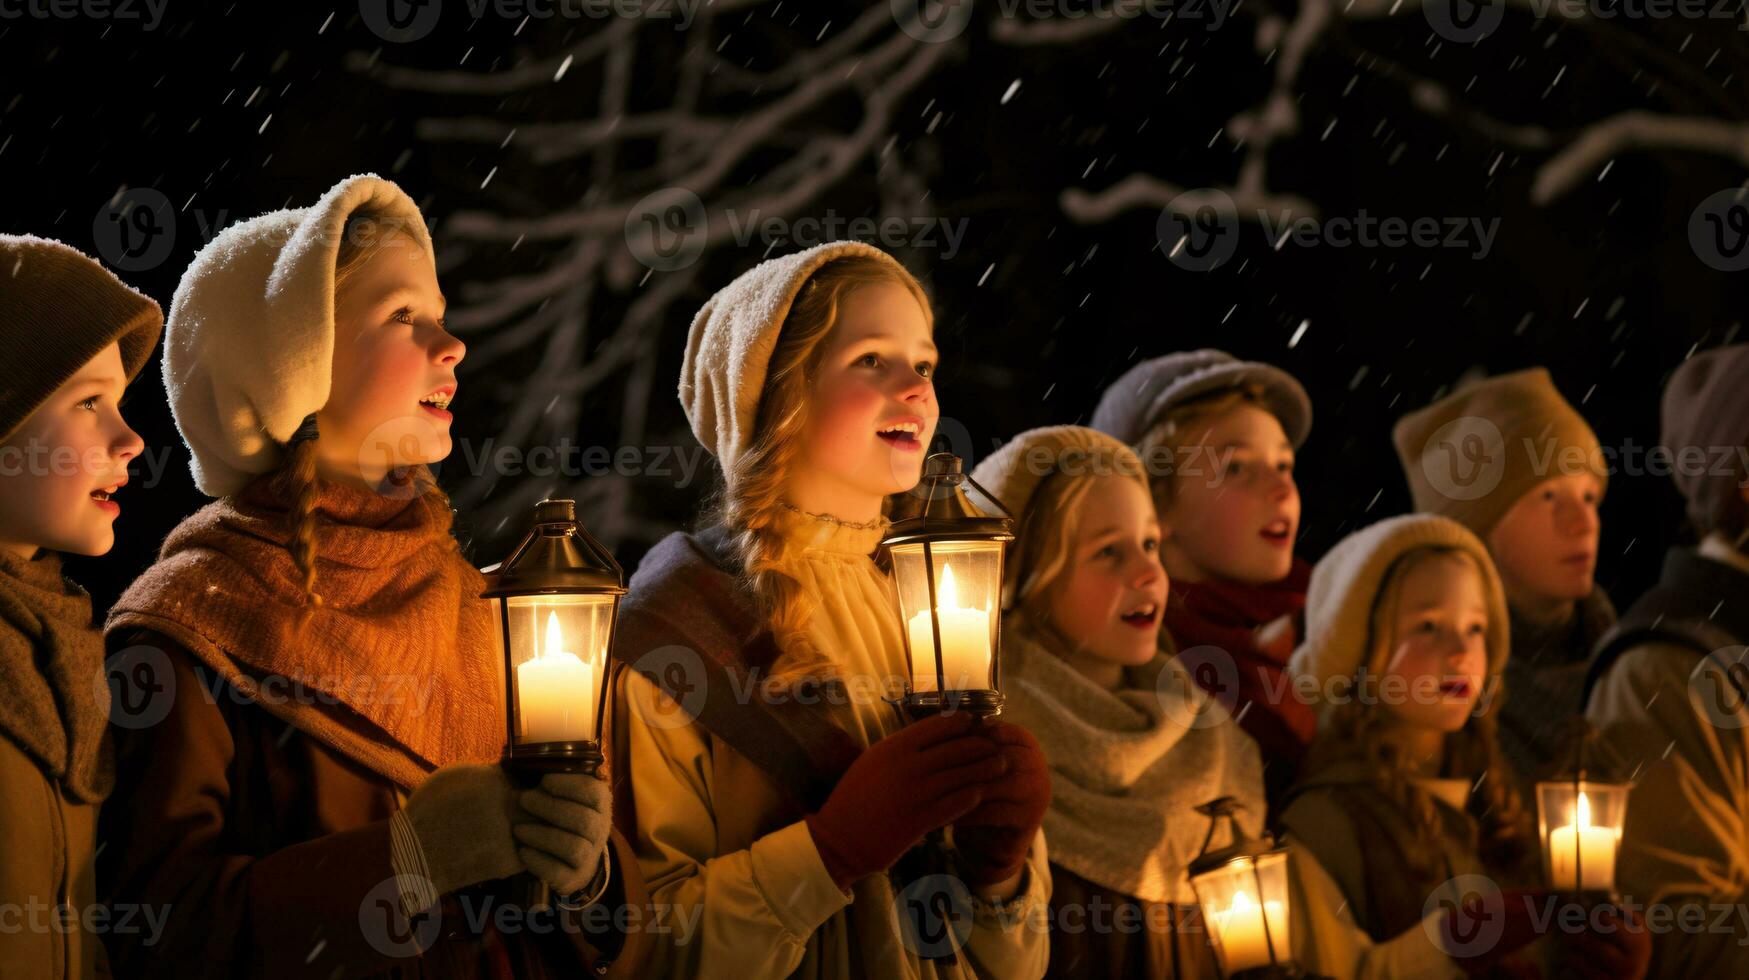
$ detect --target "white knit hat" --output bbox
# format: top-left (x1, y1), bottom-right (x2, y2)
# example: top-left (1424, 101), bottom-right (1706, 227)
top-left (679, 240), bottom-right (914, 479)
top-left (1090, 349), bottom-right (1313, 449)
top-left (1288, 514), bottom-right (1510, 722)
top-left (163, 175), bottom-right (434, 497)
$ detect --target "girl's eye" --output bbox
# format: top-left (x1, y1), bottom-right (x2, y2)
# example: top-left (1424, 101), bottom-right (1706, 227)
top-left (916, 362), bottom-right (934, 379)
top-left (77, 395), bottom-right (99, 412)
top-left (391, 307), bottom-right (415, 325)
top-left (1096, 544), bottom-right (1120, 561)
top-left (1417, 620), bottom-right (1439, 634)
top-left (856, 353), bottom-right (881, 368)
top-left (1142, 538), bottom-right (1158, 553)
top-left (1277, 459), bottom-right (1294, 474)
top-left (1467, 622), bottom-right (1487, 636)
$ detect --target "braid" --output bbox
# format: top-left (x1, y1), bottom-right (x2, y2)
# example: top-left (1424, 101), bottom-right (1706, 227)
top-left (270, 436), bottom-right (326, 632)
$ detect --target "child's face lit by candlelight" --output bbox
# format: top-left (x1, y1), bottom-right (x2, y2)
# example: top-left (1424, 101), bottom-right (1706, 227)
top-left (0, 342), bottom-right (143, 560)
top-left (1158, 404), bottom-right (1300, 586)
top-left (789, 281), bottom-right (938, 519)
top-left (1379, 552), bottom-right (1490, 736)
top-left (1046, 474), bottom-right (1169, 688)
top-left (317, 233), bottom-right (465, 489)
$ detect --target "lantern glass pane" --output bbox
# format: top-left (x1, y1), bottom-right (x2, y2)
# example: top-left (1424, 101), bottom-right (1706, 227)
top-left (504, 594), bottom-right (614, 747)
top-left (1535, 780), bottom-right (1628, 891)
top-left (890, 540), bottom-right (1003, 692)
top-left (1190, 852), bottom-right (1291, 974)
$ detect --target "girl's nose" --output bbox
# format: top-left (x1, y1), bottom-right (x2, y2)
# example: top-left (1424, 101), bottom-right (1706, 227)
top-left (114, 421), bottom-right (145, 463)
top-left (433, 329), bottom-right (466, 366)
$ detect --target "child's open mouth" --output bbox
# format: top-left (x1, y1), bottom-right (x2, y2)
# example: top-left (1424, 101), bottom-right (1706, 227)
top-left (1259, 519), bottom-right (1292, 547)
top-left (1119, 603), bottom-right (1159, 629)
top-left (1438, 678), bottom-right (1473, 700)
top-left (91, 478), bottom-right (125, 514)
top-left (876, 418), bottom-right (923, 452)
top-left (418, 386), bottom-right (455, 421)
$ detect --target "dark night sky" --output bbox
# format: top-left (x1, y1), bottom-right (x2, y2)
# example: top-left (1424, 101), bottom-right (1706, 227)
top-left (3, 1), bottom-right (1746, 615)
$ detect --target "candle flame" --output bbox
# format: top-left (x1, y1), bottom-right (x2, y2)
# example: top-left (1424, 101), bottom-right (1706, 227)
top-left (1230, 889), bottom-right (1258, 912)
top-left (938, 564), bottom-right (959, 607)
top-left (544, 610), bottom-right (564, 661)
top-left (1576, 791), bottom-right (1591, 830)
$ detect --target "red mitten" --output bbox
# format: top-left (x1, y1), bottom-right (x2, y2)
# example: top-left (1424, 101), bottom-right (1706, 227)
top-left (1557, 903), bottom-right (1651, 980)
top-left (804, 712), bottom-right (1008, 891)
top-left (951, 721), bottom-right (1050, 886)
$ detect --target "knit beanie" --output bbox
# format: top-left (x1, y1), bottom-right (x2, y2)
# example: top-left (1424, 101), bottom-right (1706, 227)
top-left (1089, 349), bottom-right (1313, 450)
top-left (1392, 367), bottom-right (1605, 537)
top-left (969, 425), bottom-right (1147, 605)
top-left (1661, 344), bottom-right (1749, 536)
top-left (679, 241), bottom-right (917, 480)
top-left (0, 235), bottom-right (163, 444)
top-left (164, 175), bottom-right (434, 497)
top-left (1288, 514), bottom-right (1510, 723)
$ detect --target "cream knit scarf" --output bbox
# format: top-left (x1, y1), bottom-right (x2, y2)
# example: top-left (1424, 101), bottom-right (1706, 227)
top-left (0, 548), bottom-right (114, 803)
top-left (1001, 619), bottom-right (1265, 905)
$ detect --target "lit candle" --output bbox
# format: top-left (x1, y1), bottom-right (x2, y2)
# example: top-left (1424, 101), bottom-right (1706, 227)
top-left (905, 564), bottom-right (993, 692)
top-left (1211, 888), bottom-right (1289, 972)
top-left (1547, 792), bottom-right (1620, 891)
top-left (516, 610), bottom-right (597, 742)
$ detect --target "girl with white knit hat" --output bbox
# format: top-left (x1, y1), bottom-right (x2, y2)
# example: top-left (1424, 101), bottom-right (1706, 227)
top-left (608, 241), bottom-right (1051, 978)
top-left (1280, 514), bottom-right (1648, 978)
top-left (99, 176), bottom-right (645, 979)
top-left (968, 426), bottom-right (1468, 979)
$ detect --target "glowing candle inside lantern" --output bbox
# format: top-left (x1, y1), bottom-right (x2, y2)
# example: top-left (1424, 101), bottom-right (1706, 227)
top-left (1211, 888), bottom-right (1289, 973)
top-left (515, 610), bottom-right (596, 742)
top-left (905, 564), bottom-right (993, 692)
top-left (1548, 791), bottom-right (1620, 891)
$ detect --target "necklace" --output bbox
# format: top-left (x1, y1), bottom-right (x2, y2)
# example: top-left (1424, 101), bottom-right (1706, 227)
top-left (779, 501), bottom-right (888, 531)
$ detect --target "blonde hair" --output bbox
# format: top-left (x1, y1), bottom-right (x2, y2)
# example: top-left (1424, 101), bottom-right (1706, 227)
top-left (1006, 448), bottom-right (1150, 646)
top-left (702, 255), bottom-right (932, 686)
top-left (1304, 547), bottom-right (1531, 878)
top-left (1137, 383), bottom-right (1273, 515)
top-left (273, 206), bottom-right (449, 632)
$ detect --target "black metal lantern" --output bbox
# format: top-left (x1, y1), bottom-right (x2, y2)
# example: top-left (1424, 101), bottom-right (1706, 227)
top-left (1189, 797), bottom-right (1300, 979)
top-left (481, 499), bottom-right (626, 776)
top-left (882, 452), bottom-right (1014, 719)
top-left (1536, 720), bottom-right (1631, 899)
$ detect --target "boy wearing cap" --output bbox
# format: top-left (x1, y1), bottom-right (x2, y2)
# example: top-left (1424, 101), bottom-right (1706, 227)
top-left (1585, 344), bottom-right (1749, 979)
top-left (1393, 367), bottom-right (1615, 786)
top-left (1092, 349), bottom-right (1317, 809)
top-left (0, 234), bottom-right (163, 979)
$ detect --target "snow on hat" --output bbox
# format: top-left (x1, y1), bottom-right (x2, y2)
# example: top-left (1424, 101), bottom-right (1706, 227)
top-left (1661, 344), bottom-right (1749, 536)
top-left (1090, 349), bottom-right (1312, 450)
top-left (968, 425), bottom-right (1147, 604)
top-left (679, 240), bottom-right (915, 480)
top-left (164, 175), bottom-right (434, 497)
top-left (0, 235), bottom-right (163, 444)
top-left (1392, 367), bottom-right (1604, 537)
top-left (1288, 514), bottom-right (1510, 724)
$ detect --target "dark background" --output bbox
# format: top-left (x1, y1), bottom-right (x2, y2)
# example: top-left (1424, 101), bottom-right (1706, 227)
top-left (3, 0), bottom-right (1745, 616)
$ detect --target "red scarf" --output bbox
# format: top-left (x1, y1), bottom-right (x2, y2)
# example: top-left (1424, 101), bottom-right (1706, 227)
top-left (1164, 558), bottom-right (1316, 770)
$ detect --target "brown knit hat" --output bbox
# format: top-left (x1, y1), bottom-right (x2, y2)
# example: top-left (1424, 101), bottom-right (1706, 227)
top-left (1392, 367), bottom-right (1605, 536)
top-left (0, 235), bottom-right (163, 444)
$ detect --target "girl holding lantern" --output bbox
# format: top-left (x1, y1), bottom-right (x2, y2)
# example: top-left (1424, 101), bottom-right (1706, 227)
top-left (1089, 350), bottom-right (1319, 812)
top-left (968, 426), bottom-right (1470, 979)
top-left (99, 176), bottom-right (645, 978)
top-left (608, 241), bottom-right (1052, 978)
top-left (1280, 514), bottom-right (1649, 978)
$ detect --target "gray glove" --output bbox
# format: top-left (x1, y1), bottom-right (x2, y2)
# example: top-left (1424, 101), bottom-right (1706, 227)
top-left (400, 763), bottom-right (523, 899)
top-left (512, 772), bottom-right (613, 897)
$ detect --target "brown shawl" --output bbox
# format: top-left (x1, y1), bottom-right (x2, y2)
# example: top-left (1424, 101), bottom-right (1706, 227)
top-left (0, 548), bottom-right (114, 802)
top-left (106, 473), bottom-right (504, 790)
